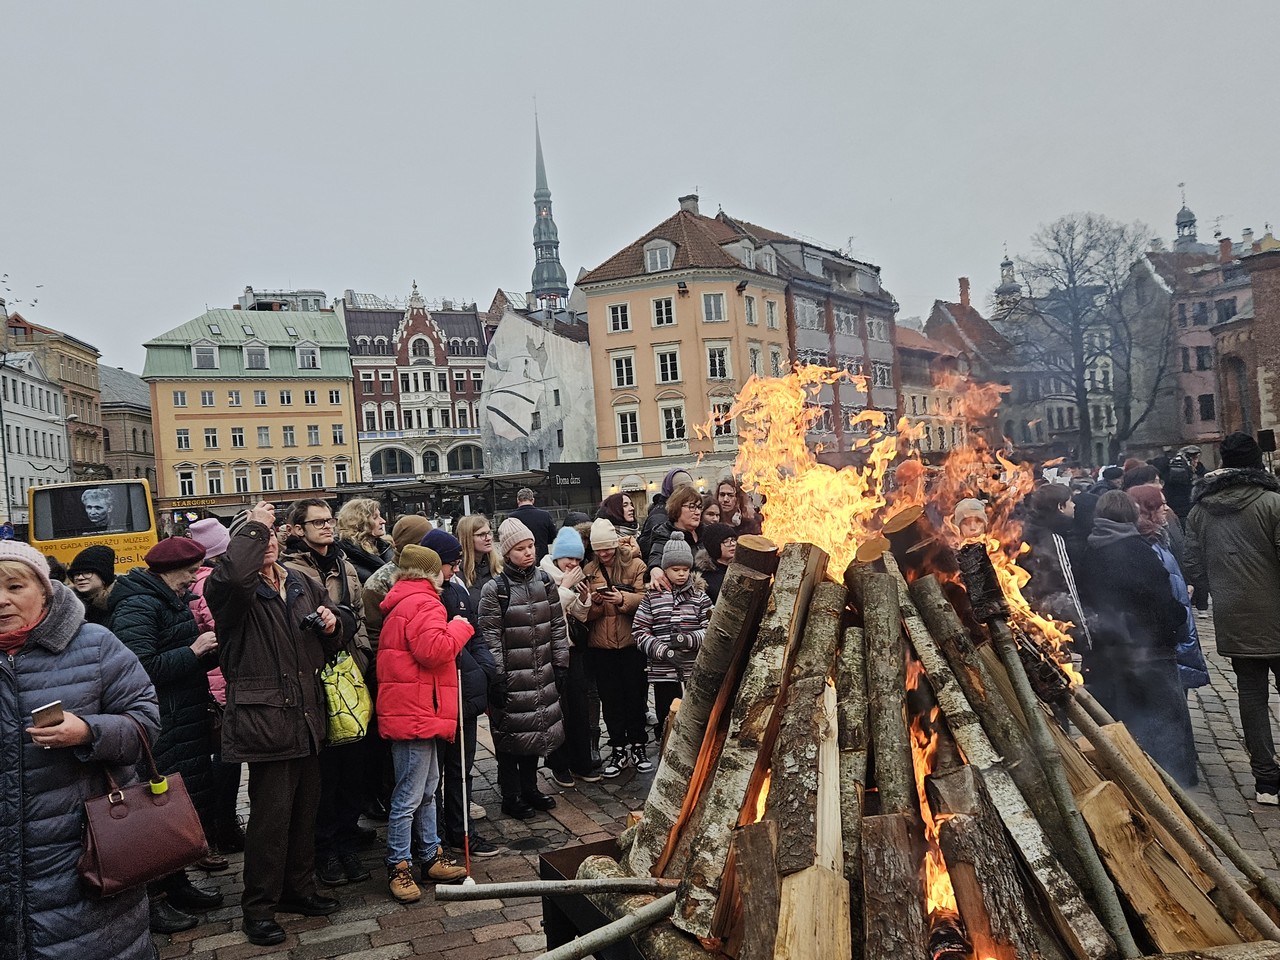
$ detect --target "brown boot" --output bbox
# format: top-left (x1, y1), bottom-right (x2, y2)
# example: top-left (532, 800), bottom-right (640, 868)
top-left (421, 846), bottom-right (468, 884)
top-left (387, 860), bottom-right (421, 903)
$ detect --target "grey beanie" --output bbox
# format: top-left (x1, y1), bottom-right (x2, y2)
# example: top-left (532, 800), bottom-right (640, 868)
top-left (661, 531), bottom-right (695, 569)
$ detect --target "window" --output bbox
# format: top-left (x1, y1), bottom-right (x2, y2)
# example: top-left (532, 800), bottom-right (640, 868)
top-left (198, 389), bottom-right (214, 407)
top-left (454, 370), bottom-right (467, 392)
top-left (173, 390), bottom-right (187, 407)
top-left (208, 322), bottom-right (222, 336)
top-left (206, 470), bottom-right (223, 495)
top-left (178, 471), bottom-right (195, 497)
top-left (193, 345), bottom-right (218, 369)
top-left (370, 449), bottom-right (414, 477)
top-left (556, 428), bottom-right (564, 448)
top-left (653, 297), bottom-right (675, 327)
top-left (285, 465), bottom-right (300, 490)
top-left (553, 388), bottom-right (561, 406)
top-left (304, 389), bottom-right (316, 405)
top-left (275, 390), bottom-right (290, 406)
top-left (231, 427), bottom-right (244, 448)
top-left (234, 468), bottom-right (250, 493)
top-left (708, 345), bottom-right (730, 380)
top-left (383, 408), bottom-right (396, 430)
top-left (1198, 394), bottom-right (1216, 422)
top-left (713, 401), bottom-right (734, 437)
top-left (440, 409), bottom-right (451, 429)
top-left (361, 373), bottom-right (374, 394)
top-left (1181, 348), bottom-right (1191, 372)
top-left (745, 296), bottom-right (757, 325)
top-left (834, 306), bottom-right (859, 335)
top-left (770, 347), bottom-right (783, 377)
top-left (411, 338), bottom-right (430, 358)
top-left (1177, 303), bottom-right (1187, 327)
top-left (257, 426), bottom-right (270, 447)
top-left (1192, 302), bottom-right (1209, 326)
top-left (656, 347), bottom-right (680, 383)
top-left (749, 346), bottom-right (762, 376)
top-left (520, 451), bottom-right (530, 471)
top-left (244, 345), bottom-right (269, 369)
top-left (766, 300), bottom-right (779, 328)
top-left (611, 352), bottom-right (635, 388)
top-left (1196, 346), bottom-right (1214, 371)
top-left (702, 293), bottom-right (726, 323)
top-left (296, 346), bottom-right (319, 369)
top-left (364, 408), bottom-right (377, 431)
top-left (867, 317), bottom-right (889, 341)
top-left (609, 304), bottom-right (631, 333)
top-left (203, 428), bottom-right (218, 449)
top-left (228, 389), bottom-right (241, 406)
top-left (644, 242), bottom-right (672, 272)
top-left (254, 390), bottom-right (267, 406)
top-left (307, 424), bottom-right (320, 445)
top-left (760, 251), bottom-right (776, 274)
top-left (176, 429), bottom-right (190, 450)
top-left (796, 297), bottom-right (823, 330)
top-left (1216, 298), bottom-right (1238, 324)
top-left (259, 465), bottom-right (275, 491)
top-left (446, 446), bottom-right (482, 473)
top-left (871, 362), bottom-right (893, 389)
top-left (661, 403), bottom-right (686, 442)
top-left (617, 410), bottom-right (640, 445)
top-left (329, 389), bottom-right (342, 404)
top-left (1183, 396), bottom-right (1194, 424)
top-left (332, 424), bottom-right (345, 445)
top-left (310, 463), bottom-right (324, 488)
top-left (282, 426), bottom-right (296, 447)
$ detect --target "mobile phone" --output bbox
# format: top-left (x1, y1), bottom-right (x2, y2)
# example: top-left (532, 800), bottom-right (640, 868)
top-left (32, 700), bottom-right (64, 728)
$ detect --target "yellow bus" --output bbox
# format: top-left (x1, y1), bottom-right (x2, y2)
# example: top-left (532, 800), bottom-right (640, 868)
top-left (27, 478), bottom-right (159, 573)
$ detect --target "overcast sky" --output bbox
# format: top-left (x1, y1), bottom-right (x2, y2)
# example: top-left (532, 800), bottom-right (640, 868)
top-left (3, 1), bottom-right (1277, 373)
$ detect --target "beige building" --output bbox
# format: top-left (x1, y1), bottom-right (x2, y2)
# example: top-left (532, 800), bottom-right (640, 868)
top-left (577, 196), bottom-right (792, 496)
top-left (143, 307), bottom-right (360, 522)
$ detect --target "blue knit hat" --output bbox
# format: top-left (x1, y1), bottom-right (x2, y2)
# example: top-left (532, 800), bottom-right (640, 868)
top-left (550, 526), bottom-right (585, 561)
top-left (421, 528), bottom-right (462, 566)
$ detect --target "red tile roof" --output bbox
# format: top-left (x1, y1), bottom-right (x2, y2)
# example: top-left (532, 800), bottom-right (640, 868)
top-left (579, 210), bottom-right (750, 284)
top-left (927, 300), bottom-right (1011, 360)
top-left (894, 327), bottom-right (955, 356)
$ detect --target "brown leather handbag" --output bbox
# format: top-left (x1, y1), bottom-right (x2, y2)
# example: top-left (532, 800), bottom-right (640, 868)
top-left (76, 717), bottom-right (209, 897)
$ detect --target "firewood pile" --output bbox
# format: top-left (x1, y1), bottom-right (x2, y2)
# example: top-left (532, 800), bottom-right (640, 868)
top-left (575, 533), bottom-right (1280, 960)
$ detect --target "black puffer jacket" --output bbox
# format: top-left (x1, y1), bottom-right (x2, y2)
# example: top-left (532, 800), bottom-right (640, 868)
top-left (1, 582), bottom-right (160, 960)
top-left (338, 536), bottom-right (393, 584)
top-left (441, 577), bottom-right (496, 719)
top-left (108, 567), bottom-right (214, 823)
top-left (1078, 518), bottom-right (1185, 653)
top-left (479, 563), bottom-right (569, 756)
top-left (644, 520), bottom-right (700, 571)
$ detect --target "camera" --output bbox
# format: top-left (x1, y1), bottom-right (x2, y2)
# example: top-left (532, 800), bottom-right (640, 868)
top-left (299, 611), bottom-right (326, 633)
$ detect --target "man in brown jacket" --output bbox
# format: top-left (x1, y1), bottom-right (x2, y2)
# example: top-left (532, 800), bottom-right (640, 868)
top-left (206, 501), bottom-right (352, 946)
top-left (582, 519), bottom-right (649, 776)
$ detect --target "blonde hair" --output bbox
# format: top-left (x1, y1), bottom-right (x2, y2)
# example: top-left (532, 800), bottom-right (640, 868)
top-left (456, 514), bottom-right (503, 586)
top-left (336, 498), bottom-right (381, 549)
top-left (393, 567), bottom-right (443, 589)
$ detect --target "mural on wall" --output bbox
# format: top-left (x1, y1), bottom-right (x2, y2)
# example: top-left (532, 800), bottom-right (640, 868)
top-left (481, 310), bottom-right (596, 474)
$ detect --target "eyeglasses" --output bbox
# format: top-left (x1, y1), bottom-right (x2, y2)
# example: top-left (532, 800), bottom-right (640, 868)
top-left (475, 530), bottom-right (492, 538)
top-left (681, 502), bottom-right (701, 511)
top-left (305, 518), bottom-right (336, 528)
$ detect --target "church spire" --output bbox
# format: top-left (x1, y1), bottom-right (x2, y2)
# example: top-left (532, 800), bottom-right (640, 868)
top-left (531, 116), bottom-right (569, 307)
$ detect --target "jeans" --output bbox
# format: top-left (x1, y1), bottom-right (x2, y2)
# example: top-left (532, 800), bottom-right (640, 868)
top-left (587, 646), bottom-right (649, 747)
top-left (1232, 657), bottom-right (1280, 793)
top-left (387, 739), bottom-right (441, 867)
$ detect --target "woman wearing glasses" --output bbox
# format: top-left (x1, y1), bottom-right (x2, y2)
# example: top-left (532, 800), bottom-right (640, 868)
top-left (456, 515), bottom-right (503, 610)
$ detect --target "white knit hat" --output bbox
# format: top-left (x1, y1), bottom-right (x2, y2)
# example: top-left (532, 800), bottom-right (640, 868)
top-left (589, 518), bottom-right (619, 550)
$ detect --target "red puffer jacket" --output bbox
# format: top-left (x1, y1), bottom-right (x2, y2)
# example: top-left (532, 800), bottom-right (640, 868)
top-left (377, 578), bottom-right (475, 741)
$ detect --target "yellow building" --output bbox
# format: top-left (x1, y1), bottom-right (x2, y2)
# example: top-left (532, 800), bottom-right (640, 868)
top-left (577, 195), bottom-right (792, 496)
top-left (143, 308), bottom-right (360, 523)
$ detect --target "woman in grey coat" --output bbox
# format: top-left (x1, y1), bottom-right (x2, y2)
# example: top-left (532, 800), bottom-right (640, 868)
top-left (480, 518), bottom-right (569, 820)
top-left (0, 542), bottom-right (160, 960)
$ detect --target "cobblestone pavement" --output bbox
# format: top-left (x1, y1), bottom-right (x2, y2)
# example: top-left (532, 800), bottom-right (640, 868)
top-left (155, 615), bottom-right (1280, 959)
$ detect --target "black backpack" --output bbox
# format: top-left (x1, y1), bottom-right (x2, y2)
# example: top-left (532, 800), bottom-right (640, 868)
top-left (1167, 455), bottom-right (1193, 487)
top-left (492, 570), bottom-right (556, 616)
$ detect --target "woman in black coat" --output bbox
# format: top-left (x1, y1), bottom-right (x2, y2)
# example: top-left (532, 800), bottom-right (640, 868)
top-left (1077, 490), bottom-right (1198, 786)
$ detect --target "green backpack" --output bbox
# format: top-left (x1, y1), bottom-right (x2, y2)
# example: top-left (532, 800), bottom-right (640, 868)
top-left (321, 651), bottom-right (372, 745)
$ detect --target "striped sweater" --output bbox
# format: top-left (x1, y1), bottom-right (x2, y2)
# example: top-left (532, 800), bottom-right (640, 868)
top-left (633, 579), bottom-right (713, 683)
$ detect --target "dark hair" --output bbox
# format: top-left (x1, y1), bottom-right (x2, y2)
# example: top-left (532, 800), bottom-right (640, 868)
top-left (597, 492), bottom-right (634, 527)
top-left (1121, 464), bottom-right (1160, 490)
top-left (1028, 484), bottom-right (1071, 519)
top-left (1096, 489), bottom-right (1138, 524)
top-left (288, 497), bottom-right (332, 528)
top-left (665, 485), bottom-right (703, 521)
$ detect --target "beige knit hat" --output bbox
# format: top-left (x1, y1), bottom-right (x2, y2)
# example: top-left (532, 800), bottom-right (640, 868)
top-left (498, 517), bottom-right (535, 557)
top-left (589, 518), bottom-right (619, 550)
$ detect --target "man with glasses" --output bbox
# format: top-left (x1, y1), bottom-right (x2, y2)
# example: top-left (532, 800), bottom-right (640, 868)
top-left (282, 499), bottom-right (375, 888)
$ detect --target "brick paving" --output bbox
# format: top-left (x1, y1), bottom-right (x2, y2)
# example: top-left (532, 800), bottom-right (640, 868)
top-left (155, 614), bottom-right (1280, 959)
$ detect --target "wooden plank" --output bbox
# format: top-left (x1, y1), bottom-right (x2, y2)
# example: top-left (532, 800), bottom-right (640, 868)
top-left (673, 542), bottom-right (828, 942)
top-left (861, 813), bottom-right (928, 960)
top-left (815, 681), bottom-right (842, 875)
top-left (1077, 780), bottom-right (1243, 953)
top-left (1145, 946), bottom-right (1280, 960)
top-left (774, 864), bottom-right (852, 960)
top-left (733, 821), bottom-right (782, 960)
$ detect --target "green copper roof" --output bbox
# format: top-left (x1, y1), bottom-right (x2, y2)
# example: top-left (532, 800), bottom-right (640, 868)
top-left (142, 309), bottom-right (353, 379)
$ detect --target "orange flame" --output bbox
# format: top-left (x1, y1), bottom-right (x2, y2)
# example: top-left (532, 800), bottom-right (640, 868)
top-left (906, 658), bottom-right (959, 919)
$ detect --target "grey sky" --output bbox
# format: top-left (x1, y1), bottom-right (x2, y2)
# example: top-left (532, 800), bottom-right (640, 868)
top-left (3, 1), bottom-right (1277, 373)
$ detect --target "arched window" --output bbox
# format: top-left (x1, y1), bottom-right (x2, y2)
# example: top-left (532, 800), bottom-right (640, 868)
top-left (446, 445), bottom-right (483, 473)
top-left (131, 427), bottom-right (138, 450)
top-left (369, 448), bottom-right (415, 478)
top-left (411, 338), bottom-right (430, 358)
top-left (422, 450), bottom-right (440, 473)
top-left (141, 429), bottom-right (149, 453)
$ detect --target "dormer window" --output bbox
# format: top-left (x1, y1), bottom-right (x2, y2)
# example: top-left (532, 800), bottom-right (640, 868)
top-left (192, 344), bottom-right (219, 370)
top-left (244, 342), bottom-right (269, 370)
top-left (296, 344), bottom-right (320, 370)
top-left (242, 324), bottom-right (255, 336)
top-left (759, 250), bottom-right (776, 275)
top-left (644, 239), bottom-right (674, 273)
top-left (741, 243), bottom-right (755, 269)
top-left (285, 325), bottom-right (299, 338)
top-left (207, 323), bottom-right (222, 336)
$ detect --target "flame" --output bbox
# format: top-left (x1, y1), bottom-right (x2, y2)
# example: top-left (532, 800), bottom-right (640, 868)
top-left (907, 658), bottom-right (959, 919)
top-left (752, 770), bottom-right (772, 824)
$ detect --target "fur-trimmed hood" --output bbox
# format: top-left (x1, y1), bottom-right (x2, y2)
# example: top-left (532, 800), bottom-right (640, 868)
top-left (1191, 468), bottom-right (1280, 515)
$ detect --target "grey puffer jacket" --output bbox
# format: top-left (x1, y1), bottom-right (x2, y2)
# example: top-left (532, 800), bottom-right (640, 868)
top-left (479, 563), bottom-right (569, 756)
top-left (1, 581), bottom-right (160, 960)
top-left (1184, 468), bottom-right (1280, 658)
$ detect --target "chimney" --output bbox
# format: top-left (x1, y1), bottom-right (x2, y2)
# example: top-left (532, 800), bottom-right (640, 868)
top-left (1242, 227), bottom-right (1254, 247)
top-left (959, 277), bottom-right (971, 310)
top-left (1219, 237), bottom-right (1233, 264)
top-left (678, 194), bottom-right (700, 215)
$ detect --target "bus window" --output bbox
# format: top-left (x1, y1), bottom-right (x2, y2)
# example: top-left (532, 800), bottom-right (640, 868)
top-left (28, 480), bottom-right (158, 572)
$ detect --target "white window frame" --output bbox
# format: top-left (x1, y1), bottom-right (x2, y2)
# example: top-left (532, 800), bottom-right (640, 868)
top-left (707, 342), bottom-right (731, 381)
top-left (279, 389), bottom-right (292, 405)
top-left (643, 241), bottom-right (673, 273)
top-left (654, 345), bottom-right (681, 384)
top-left (200, 390), bottom-right (215, 407)
top-left (702, 292), bottom-right (726, 323)
top-left (254, 390), bottom-right (267, 406)
top-left (175, 429), bottom-right (190, 450)
top-left (259, 465), bottom-right (275, 492)
top-left (610, 350), bottom-right (636, 389)
top-left (770, 346), bottom-right (783, 377)
top-left (766, 300), bottom-right (779, 329)
top-left (307, 424), bottom-right (321, 446)
top-left (243, 343), bottom-right (269, 370)
top-left (257, 426), bottom-right (270, 447)
top-left (749, 345), bottom-right (763, 376)
top-left (659, 401), bottom-right (687, 442)
top-left (652, 297), bottom-right (675, 327)
top-left (282, 425), bottom-right (296, 447)
top-left (332, 423), bottom-right (345, 445)
top-left (206, 470), bottom-right (223, 496)
top-left (231, 427), bottom-right (245, 448)
top-left (304, 389), bottom-right (316, 405)
top-left (192, 344), bottom-right (219, 370)
top-left (178, 470), bottom-right (195, 497)
top-left (203, 427), bottom-right (218, 449)
top-left (745, 296), bottom-right (757, 325)
top-left (329, 389), bottom-right (342, 404)
top-left (234, 467), bottom-right (250, 493)
top-left (295, 344), bottom-right (320, 370)
top-left (616, 407), bottom-right (640, 446)
top-left (334, 462), bottom-right (349, 484)
top-left (228, 389), bottom-right (241, 406)
top-left (172, 390), bottom-right (186, 408)
top-left (285, 465), bottom-right (301, 490)
top-left (712, 400), bottom-right (735, 437)
top-left (310, 463), bottom-right (324, 488)
top-left (608, 303), bottom-right (631, 333)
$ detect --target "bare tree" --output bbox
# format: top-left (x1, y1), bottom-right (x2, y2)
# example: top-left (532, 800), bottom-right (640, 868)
top-left (996, 213), bottom-right (1160, 465)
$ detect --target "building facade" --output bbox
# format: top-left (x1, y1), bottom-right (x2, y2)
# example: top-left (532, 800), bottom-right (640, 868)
top-left (893, 328), bottom-right (965, 461)
top-left (100, 365), bottom-right (156, 486)
top-left (0, 352), bottom-right (72, 526)
top-left (143, 308), bottom-right (360, 519)
top-left (1225, 243), bottom-right (1280, 443)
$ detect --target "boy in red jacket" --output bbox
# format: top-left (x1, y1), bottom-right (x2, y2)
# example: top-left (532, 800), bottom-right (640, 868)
top-left (377, 545), bottom-right (475, 903)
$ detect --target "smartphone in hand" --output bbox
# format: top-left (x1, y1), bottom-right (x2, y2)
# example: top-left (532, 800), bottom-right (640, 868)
top-left (32, 700), bottom-right (64, 728)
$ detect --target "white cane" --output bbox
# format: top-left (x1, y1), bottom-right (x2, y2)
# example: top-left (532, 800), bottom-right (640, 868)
top-left (457, 669), bottom-right (475, 885)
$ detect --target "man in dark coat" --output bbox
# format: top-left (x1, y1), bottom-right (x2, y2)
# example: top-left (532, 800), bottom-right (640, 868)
top-left (509, 487), bottom-right (558, 561)
top-left (1184, 432), bottom-right (1280, 804)
top-left (206, 501), bottom-right (352, 946)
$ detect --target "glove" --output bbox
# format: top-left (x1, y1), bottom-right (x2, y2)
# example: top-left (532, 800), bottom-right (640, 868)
top-left (488, 676), bottom-right (509, 711)
top-left (663, 646), bottom-right (676, 661)
top-left (553, 666), bottom-right (569, 695)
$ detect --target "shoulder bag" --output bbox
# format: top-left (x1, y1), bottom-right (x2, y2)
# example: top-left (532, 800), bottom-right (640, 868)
top-left (322, 650), bottom-right (372, 745)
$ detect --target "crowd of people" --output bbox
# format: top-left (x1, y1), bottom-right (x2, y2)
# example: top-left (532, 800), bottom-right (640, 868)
top-left (2, 474), bottom-right (758, 954)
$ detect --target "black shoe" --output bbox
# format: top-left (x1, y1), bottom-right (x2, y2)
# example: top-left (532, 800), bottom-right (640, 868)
top-left (166, 874), bottom-right (224, 911)
top-left (317, 855), bottom-right (348, 886)
top-left (501, 798), bottom-right (536, 820)
top-left (340, 853), bottom-right (371, 883)
top-left (364, 798), bottom-right (390, 822)
top-left (550, 768), bottom-right (575, 788)
top-left (523, 792), bottom-right (557, 811)
top-left (466, 834), bottom-right (501, 858)
top-left (150, 899), bottom-right (198, 934)
top-left (572, 766), bottom-right (604, 783)
top-left (215, 817), bottom-right (245, 853)
top-left (277, 893), bottom-right (340, 916)
top-left (242, 918), bottom-right (286, 946)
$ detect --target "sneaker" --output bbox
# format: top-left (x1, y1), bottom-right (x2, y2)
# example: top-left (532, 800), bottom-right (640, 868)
top-left (573, 766), bottom-right (604, 783)
top-left (466, 834), bottom-right (501, 858)
top-left (318, 855), bottom-right (348, 886)
top-left (631, 744), bottom-right (654, 773)
top-left (387, 860), bottom-right (420, 903)
top-left (422, 846), bottom-right (469, 884)
top-left (340, 852), bottom-right (371, 883)
top-left (1257, 791), bottom-right (1279, 806)
top-left (551, 768), bottom-right (575, 789)
top-left (469, 801), bottom-right (488, 822)
top-left (602, 747), bottom-right (629, 778)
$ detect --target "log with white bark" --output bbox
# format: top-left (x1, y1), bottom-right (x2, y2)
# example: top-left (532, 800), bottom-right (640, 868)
top-left (576, 855), bottom-right (708, 960)
top-left (858, 571), bottom-right (916, 816)
top-left (862, 812), bottom-right (928, 960)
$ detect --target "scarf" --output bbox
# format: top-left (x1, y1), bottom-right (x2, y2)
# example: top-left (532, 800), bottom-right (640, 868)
top-left (0, 606), bottom-right (50, 654)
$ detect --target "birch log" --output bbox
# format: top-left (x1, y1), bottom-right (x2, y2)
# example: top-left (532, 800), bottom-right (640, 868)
top-left (859, 572), bottom-right (916, 815)
top-left (862, 812), bottom-right (928, 960)
top-left (577, 855), bottom-right (707, 960)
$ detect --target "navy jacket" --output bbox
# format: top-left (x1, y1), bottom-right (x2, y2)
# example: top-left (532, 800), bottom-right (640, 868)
top-left (441, 577), bottom-right (497, 719)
